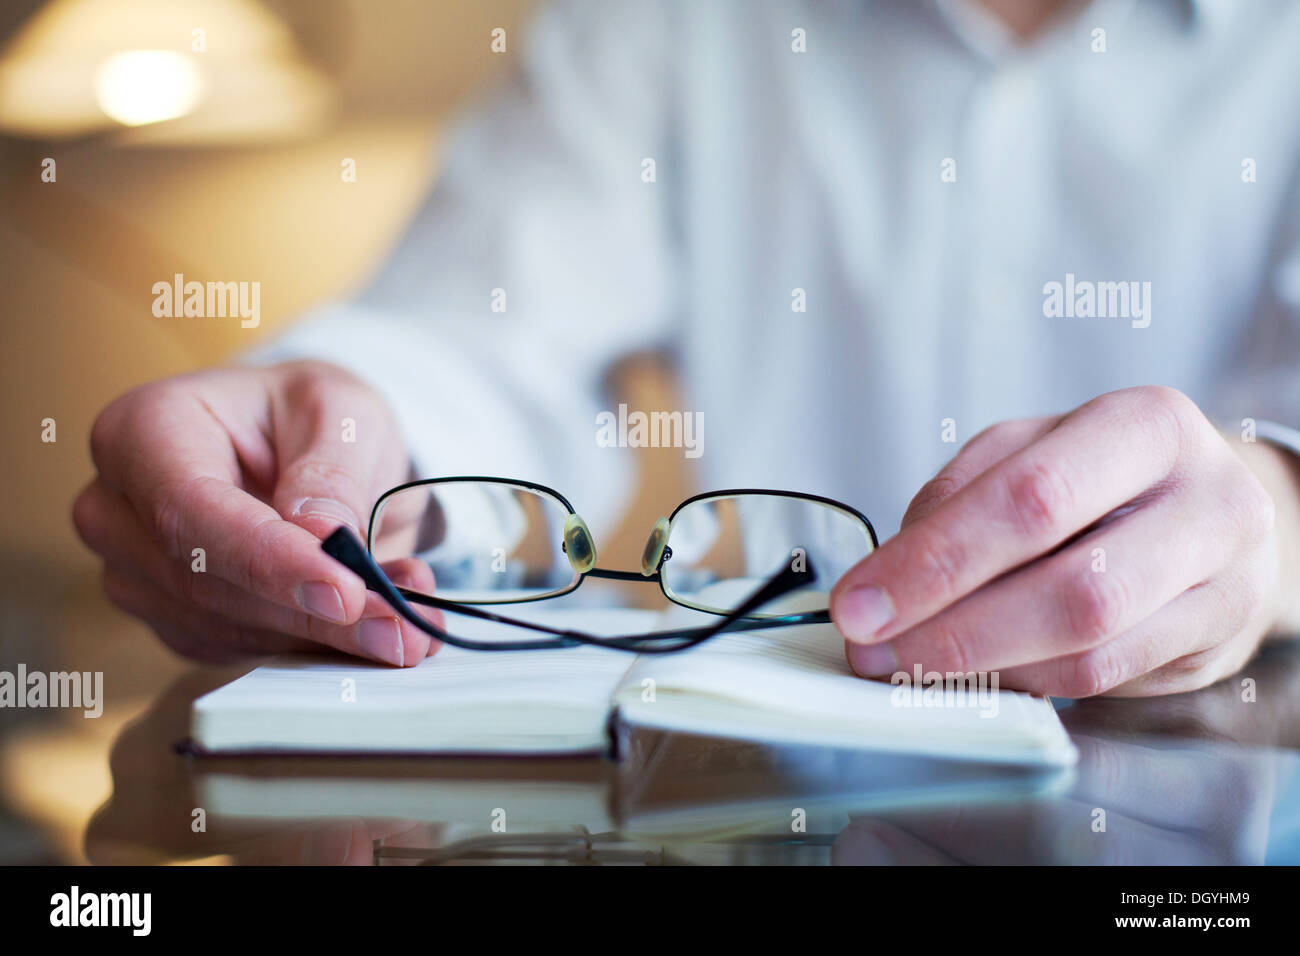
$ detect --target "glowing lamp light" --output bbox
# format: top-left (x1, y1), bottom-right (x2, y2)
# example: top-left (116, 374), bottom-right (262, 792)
top-left (92, 50), bottom-right (204, 127)
top-left (0, 0), bottom-right (332, 142)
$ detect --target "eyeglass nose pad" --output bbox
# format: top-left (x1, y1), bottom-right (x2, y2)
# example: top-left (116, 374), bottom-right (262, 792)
top-left (562, 513), bottom-right (598, 574)
top-left (640, 516), bottom-right (670, 576)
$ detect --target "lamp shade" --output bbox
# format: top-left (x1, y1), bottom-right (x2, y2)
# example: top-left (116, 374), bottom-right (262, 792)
top-left (0, 0), bottom-right (333, 142)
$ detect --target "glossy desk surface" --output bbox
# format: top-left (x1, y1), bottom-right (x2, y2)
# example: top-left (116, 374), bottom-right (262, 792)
top-left (73, 642), bottom-right (1300, 865)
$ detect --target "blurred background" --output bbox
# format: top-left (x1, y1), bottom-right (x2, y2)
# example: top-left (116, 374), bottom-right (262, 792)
top-left (0, 0), bottom-right (688, 863)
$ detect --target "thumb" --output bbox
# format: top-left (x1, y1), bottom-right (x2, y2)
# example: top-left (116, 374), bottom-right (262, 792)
top-left (269, 365), bottom-right (409, 542)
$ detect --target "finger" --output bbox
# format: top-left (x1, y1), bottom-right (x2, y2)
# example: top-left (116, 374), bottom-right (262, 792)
top-left (269, 367), bottom-right (407, 542)
top-left (847, 489), bottom-right (1229, 677)
top-left (101, 567), bottom-right (316, 664)
top-left (102, 554), bottom-right (437, 667)
top-left (901, 418), bottom-right (1056, 530)
top-left (831, 387), bottom-right (1196, 646)
top-left (382, 557), bottom-right (446, 660)
top-left (91, 387), bottom-right (372, 625)
top-left (80, 480), bottom-right (442, 664)
top-left (996, 569), bottom-right (1266, 698)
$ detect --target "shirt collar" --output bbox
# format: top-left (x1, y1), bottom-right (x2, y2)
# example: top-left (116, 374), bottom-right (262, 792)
top-left (931, 0), bottom-right (1232, 64)
top-left (930, 0), bottom-right (1016, 61)
top-left (1185, 0), bottom-right (1236, 33)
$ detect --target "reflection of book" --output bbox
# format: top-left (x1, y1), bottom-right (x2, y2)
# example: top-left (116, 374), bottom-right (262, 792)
top-left (192, 605), bottom-right (1076, 767)
top-left (195, 755), bottom-right (613, 829)
top-left (614, 729), bottom-right (1073, 842)
top-left (192, 729), bottom-right (1070, 849)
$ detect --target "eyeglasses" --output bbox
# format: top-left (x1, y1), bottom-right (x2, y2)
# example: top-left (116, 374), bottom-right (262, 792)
top-left (321, 477), bottom-right (878, 654)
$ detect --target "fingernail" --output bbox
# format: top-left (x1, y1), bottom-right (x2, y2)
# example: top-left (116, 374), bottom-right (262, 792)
top-left (292, 497), bottom-right (360, 531)
top-left (849, 640), bottom-right (899, 678)
top-left (298, 581), bottom-right (347, 624)
top-left (358, 617), bottom-right (404, 666)
top-left (834, 585), bottom-right (896, 642)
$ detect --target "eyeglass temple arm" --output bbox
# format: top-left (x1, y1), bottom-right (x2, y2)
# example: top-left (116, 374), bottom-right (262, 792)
top-left (587, 564), bottom-right (828, 653)
top-left (321, 528), bottom-right (582, 650)
top-left (321, 527), bottom-right (820, 653)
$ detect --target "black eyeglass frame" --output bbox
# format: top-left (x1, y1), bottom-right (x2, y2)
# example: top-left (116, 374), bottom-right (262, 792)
top-left (322, 477), bottom-right (878, 655)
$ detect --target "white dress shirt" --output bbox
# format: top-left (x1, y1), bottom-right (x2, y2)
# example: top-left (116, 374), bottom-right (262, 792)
top-left (254, 0), bottom-right (1300, 540)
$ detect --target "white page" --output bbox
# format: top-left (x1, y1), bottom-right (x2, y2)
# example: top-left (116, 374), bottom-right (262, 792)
top-left (191, 606), bottom-right (658, 754)
top-left (193, 594), bottom-right (1075, 766)
top-left (612, 601), bottom-right (1077, 767)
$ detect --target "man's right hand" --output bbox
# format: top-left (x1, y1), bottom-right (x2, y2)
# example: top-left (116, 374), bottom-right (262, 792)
top-left (73, 360), bottom-right (442, 666)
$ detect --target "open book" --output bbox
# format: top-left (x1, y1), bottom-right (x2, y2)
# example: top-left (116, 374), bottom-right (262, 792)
top-left (191, 603), bottom-right (1077, 768)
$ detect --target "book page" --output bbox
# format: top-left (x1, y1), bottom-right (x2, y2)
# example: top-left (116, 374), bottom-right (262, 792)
top-left (192, 606), bottom-right (659, 754)
top-left (614, 596), bottom-right (1077, 766)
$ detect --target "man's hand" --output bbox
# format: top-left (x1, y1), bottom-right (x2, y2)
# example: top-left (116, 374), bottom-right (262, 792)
top-left (73, 361), bottom-right (442, 666)
top-left (830, 386), bottom-right (1296, 697)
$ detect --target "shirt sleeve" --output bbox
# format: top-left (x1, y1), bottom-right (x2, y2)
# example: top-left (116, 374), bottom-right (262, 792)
top-left (245, 0), bottom-right (681, 534)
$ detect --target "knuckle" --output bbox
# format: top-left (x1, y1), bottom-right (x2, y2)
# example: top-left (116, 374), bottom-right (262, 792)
top-left (1003, 460), bottom-right (1073, 538)
top-left (150, 488), bottom-right (183, 559)
top-left (1060, 647), bottom-right (1126, 698)
top-left (150, 477), bottom-right (200, 559)
top-left (1062, 570), bottom-right (1128, 644)
top-left (1222, 564), bottom-right (1269, 633)
top-left (1139, 384), bottom-right (1198, 418)
top-left (911, 530), bottom-right (967, 600)
top-left (966, 419), bottom-right (1020, 451)
top-left (88, 406), bottom-right (121, 473)
top-left (921, 621), bottom-right (972, 674)
top-left (1236, 475), bottom-right (1276, 539)
top-left (90, 384), bottom-right (154, 453)
top-left (71, 485), bottom-right (101, 546)
top-left (237, 516), bottom-right (290, 597)
top-left (1154, 647), bottom-right (1224, 691)
top-left (284, 362), bottom-right (376, 412)
top-left (282, 358), bottom-right (354, 385)
top-left (1237, 566), bottom-right (1270, 621)
top-left (282, 458), bottom-right (365, 500)
top-left (284, 365), bottom-right (333, 403)
top-left (171, 557), bottom-right (207, 606)
top-left (908, 474), bottom-right (961, 519)
top-left (1133, 385), bottom-right (1204, 453)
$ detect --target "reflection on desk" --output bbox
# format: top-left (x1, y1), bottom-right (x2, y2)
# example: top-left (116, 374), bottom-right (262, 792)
top-left (84, 643), bottom-right (1300, 865)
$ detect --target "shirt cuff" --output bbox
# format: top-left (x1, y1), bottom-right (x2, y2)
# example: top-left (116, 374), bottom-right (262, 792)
top-left (1254, 420), bottom-right (1300, 460)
